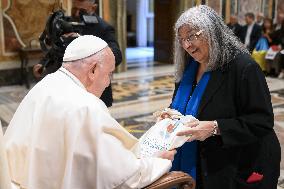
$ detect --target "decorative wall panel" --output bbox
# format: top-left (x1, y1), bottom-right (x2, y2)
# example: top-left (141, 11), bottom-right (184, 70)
top-left (0, 0), bottom-right (65, 62)
top-left (207, 0), bottom-right (222, 15)
top-left (238, 0), bottom-right (261, 24)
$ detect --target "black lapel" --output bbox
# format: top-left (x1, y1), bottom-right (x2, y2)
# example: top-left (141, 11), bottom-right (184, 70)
top-left (197, 70), bottom-right (227, 116)
top-left (244, 25), bottom-right (248, 33)
top-left (252, 24), bottom-right (256, 35)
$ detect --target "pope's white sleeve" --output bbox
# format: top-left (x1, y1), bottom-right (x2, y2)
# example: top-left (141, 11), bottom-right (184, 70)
top-left (118, 157), bottom-right (171, 189)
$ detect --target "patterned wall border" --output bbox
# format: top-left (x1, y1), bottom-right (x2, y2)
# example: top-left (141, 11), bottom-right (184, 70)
top-left (1, 0), bottom-right (26, 56)
top-left (0, 1), bottom-right (3, 57)
top-left (205, 0), bottom-right (223, 15)
top-left (0, 0), bottom-right (69, 57)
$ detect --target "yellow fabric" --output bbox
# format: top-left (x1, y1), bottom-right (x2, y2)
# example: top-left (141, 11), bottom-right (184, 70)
top-left (251, 49), bottom-right (267, 71)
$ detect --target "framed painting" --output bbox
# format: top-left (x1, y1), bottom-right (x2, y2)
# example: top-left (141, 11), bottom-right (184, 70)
top-left (238, 0), bottom-right (262, 24)
top-left (206, 0), bottom-right (222, 15)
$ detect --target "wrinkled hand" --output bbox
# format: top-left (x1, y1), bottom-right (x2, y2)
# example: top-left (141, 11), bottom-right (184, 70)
top-left (177, 121), bottom-right (215, 141)
top-left (153, 108), bottom-right (182, 122)
top-left (157, 150), bottom-right (177, 161)
top-left (33, 64), bottom-right (44, 78)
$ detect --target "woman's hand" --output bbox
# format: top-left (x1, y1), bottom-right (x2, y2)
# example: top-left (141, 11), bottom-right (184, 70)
top-left (177, 121), bottom-right (216, 141)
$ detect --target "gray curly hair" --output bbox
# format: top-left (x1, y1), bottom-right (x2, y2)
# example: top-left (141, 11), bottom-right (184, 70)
top-left (174, 5), bottom-right (249, 82)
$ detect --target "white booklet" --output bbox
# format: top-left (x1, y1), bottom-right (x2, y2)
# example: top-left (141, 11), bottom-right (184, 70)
top-left (132, 109), bottom-right (198, 158)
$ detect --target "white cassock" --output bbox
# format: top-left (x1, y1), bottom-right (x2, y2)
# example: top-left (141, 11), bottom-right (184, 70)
top-left (4, 67), bottom-right (171, 189)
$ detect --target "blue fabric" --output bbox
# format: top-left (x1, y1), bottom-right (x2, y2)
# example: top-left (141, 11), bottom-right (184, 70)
top-left (170, 59), bottom-right (211, 180)
top-left (255, 37), bottom-right (269, 51)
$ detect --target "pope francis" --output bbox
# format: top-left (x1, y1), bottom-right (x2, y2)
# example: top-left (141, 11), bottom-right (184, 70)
top-left (4, 35), bottom-right (175, 189)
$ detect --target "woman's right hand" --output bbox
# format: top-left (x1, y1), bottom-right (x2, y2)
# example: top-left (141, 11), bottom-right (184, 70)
top-left (177, 121), bottom-right (218, 141)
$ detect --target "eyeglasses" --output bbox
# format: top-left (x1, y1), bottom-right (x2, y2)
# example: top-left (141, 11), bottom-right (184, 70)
top-left (178, 30), bottom-right (203, 46)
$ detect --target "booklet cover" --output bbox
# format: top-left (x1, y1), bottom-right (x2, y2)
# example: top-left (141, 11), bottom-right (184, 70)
top-left (132, 109), bottom-right (197, 158)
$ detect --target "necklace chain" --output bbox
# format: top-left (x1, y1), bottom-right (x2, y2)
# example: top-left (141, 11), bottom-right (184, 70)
top-left (59, 69), bottom-right (82, 88)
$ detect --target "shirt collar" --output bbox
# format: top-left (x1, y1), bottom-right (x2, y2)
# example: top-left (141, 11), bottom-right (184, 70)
top-left (248, 22), bottom-right (255, 27)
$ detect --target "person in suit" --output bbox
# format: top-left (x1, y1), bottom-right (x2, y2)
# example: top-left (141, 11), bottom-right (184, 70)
top-left (256, 12), bottom-right (264, 26)
top-left (240, 12), bottom-right (262, 52)
top-left (168, 5), bottom-right (281, 189)
top-left (269, 19), bottom-right (284, 78)
top-left (273, 4), bottom-right (284, 31)
top-left (227, 14), bottom-right (242, 40)
top-left (33, 0), bottom-right (122, 107)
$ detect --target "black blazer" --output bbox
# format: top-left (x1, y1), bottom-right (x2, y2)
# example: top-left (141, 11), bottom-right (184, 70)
top-left (240, 24), bottom-right (262, 52)
top-left (227, 23), bottom-right (243, 40)
top-left (40, 14), bottom-right (122, 107)
top-left (269, 27), bottom-right (284, 47)
top-left (172, 54), bottom-right (281, 189)
top-left (82, 14), bottom-right (122, 67)
top-left (82, 14), bottom-right (122, 107)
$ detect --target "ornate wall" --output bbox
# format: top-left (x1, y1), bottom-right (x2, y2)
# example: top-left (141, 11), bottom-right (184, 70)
top-left (102, 0), bottom-right (127, 72)
top-left (0, 0), bottom-right (68, 64)
top-left (0, 0), bottom-right (283, 69)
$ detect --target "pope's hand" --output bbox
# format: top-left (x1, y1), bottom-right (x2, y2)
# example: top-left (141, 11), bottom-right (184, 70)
top-left (177, 121), bottom-right (215, 141)
top-left (157, 150), bottom-right (177, 161)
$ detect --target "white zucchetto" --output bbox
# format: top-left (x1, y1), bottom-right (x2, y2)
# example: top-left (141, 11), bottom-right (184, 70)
top-left (63, 35), bottom-right (108, 62)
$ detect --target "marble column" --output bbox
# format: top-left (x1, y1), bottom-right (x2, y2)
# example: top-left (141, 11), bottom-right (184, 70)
top-left (226, 0), bottom-right (231, 23)
top-left (102, 0), bottom-right (127, 73)
top-left (136, 0), bottom-right (147, 47)
top-left (178, 0), bottom-right (195, 13)
top-left (195, 0), bottom-right (202, 5)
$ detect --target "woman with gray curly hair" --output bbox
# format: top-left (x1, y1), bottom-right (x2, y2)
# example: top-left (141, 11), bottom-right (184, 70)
top-left (170, 5), bottom-right (280, 189)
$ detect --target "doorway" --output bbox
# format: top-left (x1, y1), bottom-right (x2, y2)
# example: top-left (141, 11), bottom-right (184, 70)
top-left (126, 0), bottom-right (154, 68)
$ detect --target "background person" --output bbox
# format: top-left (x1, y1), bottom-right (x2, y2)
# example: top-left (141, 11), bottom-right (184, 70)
top-left (256, 12), bottom-right (264, 26)
top-left (227, 14), bottom-right (242, 40)
top-left (5, 36), bottom-right (175, 189)
top-left (33, 0), bottom-right (121, 107)
top-left (169, 5), bottom-right (280, 189)
top-left (269, 19), bottom-right (284, 78)
top-left (240, 12), bottom-right (262, 52)
top-left (262, 17), bottom-right (274, 45)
